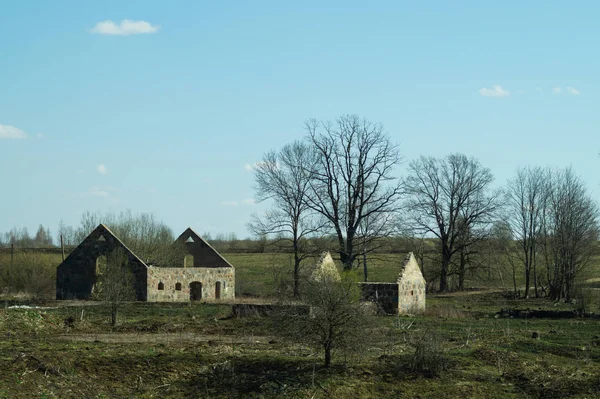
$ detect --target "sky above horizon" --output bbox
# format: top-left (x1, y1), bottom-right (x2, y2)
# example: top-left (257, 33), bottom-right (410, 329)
top-left (1, 1), bottom-right (599, 239)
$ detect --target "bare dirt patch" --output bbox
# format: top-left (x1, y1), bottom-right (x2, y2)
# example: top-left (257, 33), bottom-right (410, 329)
top-left (56, 332), bottom-right (273, 345)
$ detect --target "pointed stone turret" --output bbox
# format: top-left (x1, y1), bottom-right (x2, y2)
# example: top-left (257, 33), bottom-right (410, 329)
top-left (311, 251), bottom-right (341, 282)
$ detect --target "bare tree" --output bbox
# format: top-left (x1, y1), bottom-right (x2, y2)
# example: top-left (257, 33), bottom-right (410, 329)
top-left (404, 154), bottom-right (501, 292)
top-left (279, 273), bottom-right (369, 367)
top-left (505, 166), bottom-right (548, 298)
top-left (305, 115), bottom-right (403, 272)
top-left (57, 219), bottom-right (77, 247)
top-left (249, 140), bottom-right (321, 297)
top-left (92, 247), bottom-right (136, 326)
top-left (488, 220), bottom-right (516, 294)
top-left (540, 167), bottom-right (599, 301)
top-left (33, 225), bottom-right (53, 247)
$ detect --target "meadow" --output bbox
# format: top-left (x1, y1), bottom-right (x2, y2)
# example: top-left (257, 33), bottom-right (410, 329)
top-left (0, 250), bottom-right (599, 398)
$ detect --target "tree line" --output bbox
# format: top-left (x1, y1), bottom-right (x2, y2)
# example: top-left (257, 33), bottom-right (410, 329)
top-left (250, 114), bottom-right (600, 300)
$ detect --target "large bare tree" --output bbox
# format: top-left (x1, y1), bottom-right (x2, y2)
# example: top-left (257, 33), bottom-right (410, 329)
top-left (540, 167), bottom-right (599, 301)
top-left (305, 115), bottom-right (403, 272)
top-left (505, 166), bottom-right (548, 298)
top-left (404, 154), bottom-right (500, 292)
top-left (248, 140), bottom-right (321, 297)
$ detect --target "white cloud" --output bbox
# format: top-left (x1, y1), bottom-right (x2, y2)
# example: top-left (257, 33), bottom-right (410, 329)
top-left (221, 201), bottom-right (238, 207)
top-left (553, 87), bottom-right (562, 94)
top-left (242, 198), bottom-right (256, 205)
top-left (479, 85), bottom-right (510, 97)
top-left (90, 20), bottom-right (160, 36)
top-left (0, 124), bottom-right (28, 139)
top-left (566, 86), bottom-right (580, 95)
top-left (97, 164), bottom-right (108, 175)
top-left (244, 163), bottom-right (253, 172)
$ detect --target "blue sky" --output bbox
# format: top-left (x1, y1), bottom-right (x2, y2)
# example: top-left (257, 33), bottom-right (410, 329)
top-left (1, 1), bottom-right (598, 238)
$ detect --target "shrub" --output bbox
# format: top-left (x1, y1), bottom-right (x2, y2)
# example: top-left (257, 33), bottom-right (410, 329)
top-left (409, 332), bottom-right (449, 377)
top-left (0, 252), bottom-right (57, 300)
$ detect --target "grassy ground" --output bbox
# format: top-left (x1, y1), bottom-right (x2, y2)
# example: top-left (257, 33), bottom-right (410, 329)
top-left (1, 292), bottom-right (599, 398)
top-left (1, 250), bottom-right (599, 397)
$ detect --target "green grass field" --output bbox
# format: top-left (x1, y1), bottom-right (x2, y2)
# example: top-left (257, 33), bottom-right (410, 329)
top-left (0, 250), bottom-right (599, 397)
top-left (0, 293), bottom-right (599, 398)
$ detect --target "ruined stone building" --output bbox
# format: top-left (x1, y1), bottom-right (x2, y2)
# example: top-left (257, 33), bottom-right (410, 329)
top-left (310, 251), bottom-right (426, 314)
top-left (359, 252), bottom-right (426, 314)
top-left (56, 224), bottom-right (235, 302)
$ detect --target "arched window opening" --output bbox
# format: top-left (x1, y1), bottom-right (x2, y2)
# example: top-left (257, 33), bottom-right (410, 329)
top-left (190, 282), bottom-right (202, 301)
top-left (92, 255), bottom-right (107, 294)
top-left (96, 255), bottom-right (107, 275)
top-left (158, 282), bottom-right (164, 290)
top-left (215, 281), bottom-right (221, 299)
top-left (184, 254), bottom-right (194, 268)
top-left (175, 282), bottom-right (182, 291)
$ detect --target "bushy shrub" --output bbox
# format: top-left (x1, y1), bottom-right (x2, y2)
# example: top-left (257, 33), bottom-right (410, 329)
top-left (409, 332), bottom-right (449, 377)
top-left (0, 252), bottom-right (57, 300)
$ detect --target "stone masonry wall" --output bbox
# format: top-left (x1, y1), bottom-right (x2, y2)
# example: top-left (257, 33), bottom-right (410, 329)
top-left (398, 279), bottom-right (426, 314)
top-left (147, 266), bottom-right (234, 302)
top-left (359, 283), bottom-right (399, 314)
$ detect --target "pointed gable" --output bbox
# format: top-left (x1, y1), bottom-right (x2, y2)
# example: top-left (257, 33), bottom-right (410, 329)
top-left (61, 224), bottom-right (148, 269)
top-left (397, 252), bottom-right (425, 284)
top-left (56, 224), bottom-right (149, 301)
top-left (311, 251), bottom-right (341, 282)
top-left (174, 227), bottom-right (234, 268)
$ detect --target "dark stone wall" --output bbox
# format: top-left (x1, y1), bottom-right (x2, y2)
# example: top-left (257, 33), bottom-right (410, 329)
top-left (359, 283), bottom-right (399, 314)
top-left (176, 228), bottom-right (232, 268)
top-left (56, 225), bottom-right (148, 301)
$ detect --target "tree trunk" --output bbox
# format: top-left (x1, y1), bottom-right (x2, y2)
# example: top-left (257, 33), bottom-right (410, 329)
top-left (324, 343), bottom-right (332, 367)
top-left (293, 252), bottom-right (300, 298)
top-left (339, 252), bottom-right (355, 271)
top-left (533, 250), bottom-right (539, 298)
top-left (362, 250), bottom-right (368, 282)
top-left (439, 246), bottom-right (450, 292)
top-left (111, 305), bottom-right (118, 327)
top-left (512, 261), bottom-right (518, 297)
top-left (524, 268), bottom-right (530, 299)
top-left (458, 250), bottom-right (466, 291)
